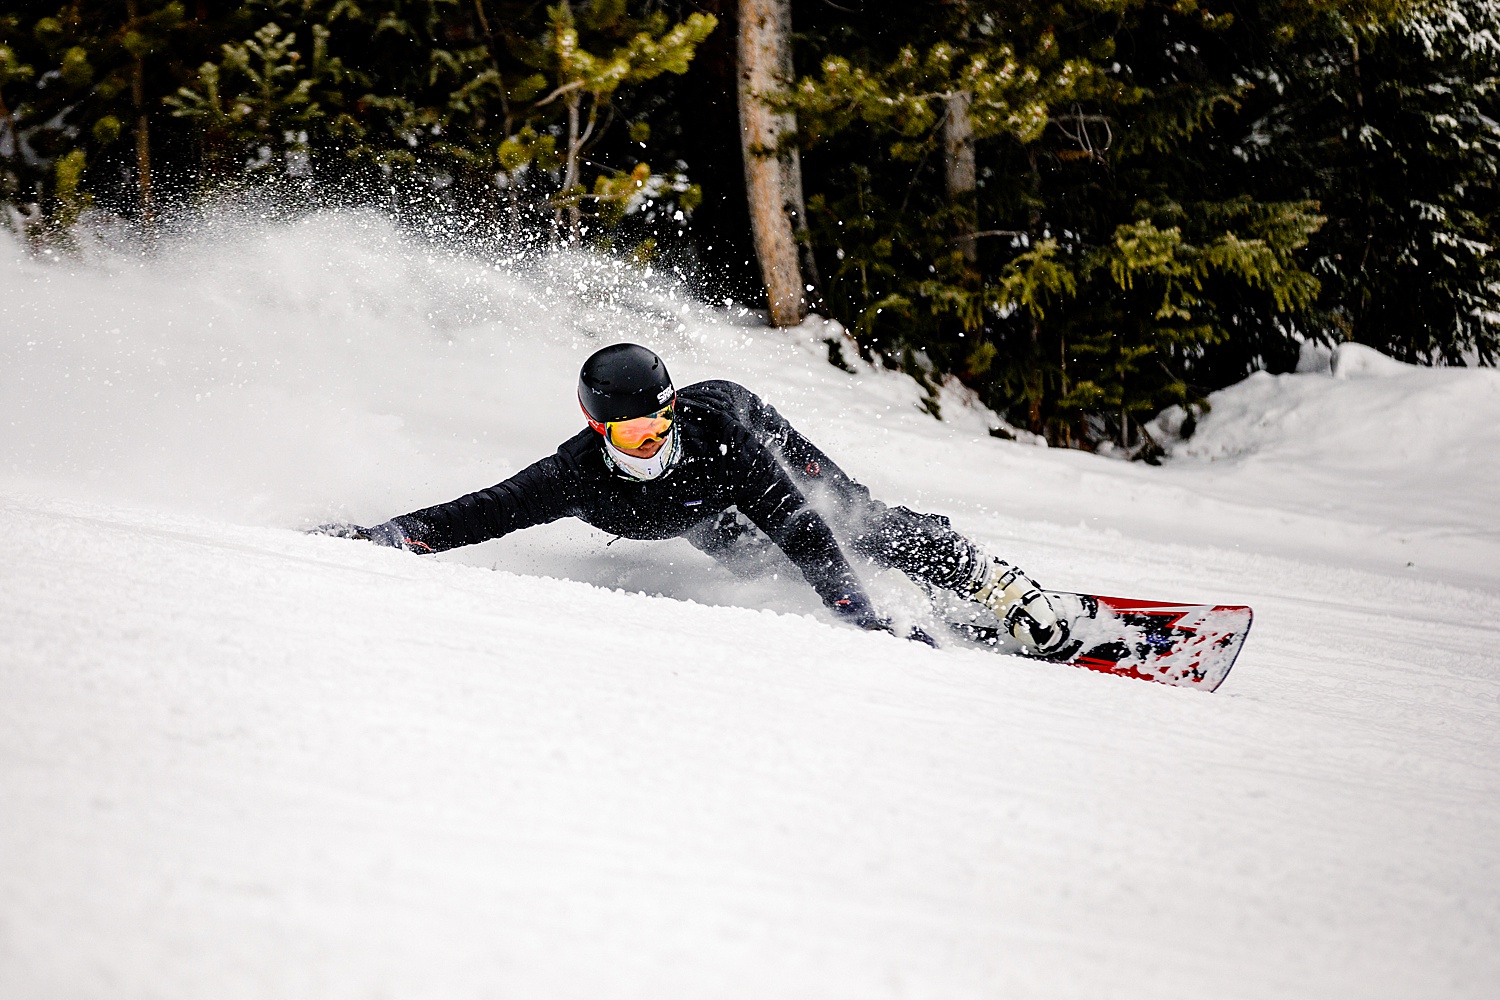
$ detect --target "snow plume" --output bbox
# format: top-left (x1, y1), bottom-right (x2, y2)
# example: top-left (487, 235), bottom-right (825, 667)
top-left (0, 207), bottom-right (900, 525)
top-left (0, 203), bottom-right (995, 614)
top-left (1, 208), bottom-right (672, 522)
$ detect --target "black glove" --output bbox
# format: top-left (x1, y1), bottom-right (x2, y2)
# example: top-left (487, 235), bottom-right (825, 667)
top-left (852, 615), bottom-right (940, 647)
top-left (834, 593), bottom-right (889, 633)
top-left (307, 521), bottom-right (434, 553)
top-left (836, 594), bottom-right (935, 645)
top-left (905, 626), bottom-right (939, 647)
top-left (308, 522), bottom-right (372, 540)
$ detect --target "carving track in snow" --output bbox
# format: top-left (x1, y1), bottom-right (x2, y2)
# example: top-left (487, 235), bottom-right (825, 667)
top-left (2, 493), bottom-right (1497, 999)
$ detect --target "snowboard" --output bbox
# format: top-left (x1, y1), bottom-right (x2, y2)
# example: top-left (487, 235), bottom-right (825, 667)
top-left (948, 594), bottom-right (1253, 692)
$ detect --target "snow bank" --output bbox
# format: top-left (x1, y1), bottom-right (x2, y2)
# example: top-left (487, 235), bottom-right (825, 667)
top-left (3, 492), bottom-right (1498, 1000)
top-left (1142, 342), bottom-right (1500, 587)
top-left (1168, 342), bottom-right (1498, 477)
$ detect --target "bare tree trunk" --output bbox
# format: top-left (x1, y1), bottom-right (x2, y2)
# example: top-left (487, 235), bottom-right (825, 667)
top-left (563, 91), bottom-right (582, 239)
top-left (737, 0), bottom-right (806, 327)
top-left (943, 90), bottom-right (976, 264)
top-left (783, 142), bottom-right (823, 312)
top-left (126, 0), bottom-right (154, 227)
top-left (0, 89), bottom-right (18, 159)
top-left (1025, 145), bottom-right (1047, 439)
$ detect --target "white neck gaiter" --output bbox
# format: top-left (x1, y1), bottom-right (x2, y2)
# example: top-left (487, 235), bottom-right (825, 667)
top-left (603, 424), bottom-right (680, 481)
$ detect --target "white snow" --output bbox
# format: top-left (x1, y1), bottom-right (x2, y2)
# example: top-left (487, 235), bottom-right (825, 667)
top-left (2, 210), bottom-right (1498, 998)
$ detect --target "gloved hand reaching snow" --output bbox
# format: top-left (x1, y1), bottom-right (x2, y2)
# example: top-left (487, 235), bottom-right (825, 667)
top-left (904, 625), bottom-right (939, 647)
top-left (307, 522), bottom-right (372, 541)
top-left (835, 592), bottom-right (888, 633)
top-left (836, 594), bottom-right (939, 645)
top-left (307, 521), bottom-right (433, 553)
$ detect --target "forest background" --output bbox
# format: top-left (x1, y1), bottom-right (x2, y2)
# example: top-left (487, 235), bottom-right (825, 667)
top-left (3, 0), bottom-right (1497, 452)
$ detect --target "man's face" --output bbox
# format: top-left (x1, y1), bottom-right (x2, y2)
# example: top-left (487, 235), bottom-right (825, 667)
top-left (605, 404), bottom-right (674, 459)
top-left (617, 434), bottom-right (667, 459)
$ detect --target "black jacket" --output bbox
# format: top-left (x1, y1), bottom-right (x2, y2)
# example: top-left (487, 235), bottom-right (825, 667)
top-left (389, 381), bottom-right (873, 618)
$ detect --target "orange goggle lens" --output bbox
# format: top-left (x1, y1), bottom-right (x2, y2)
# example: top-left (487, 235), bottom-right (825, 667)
top-left (605, 405), bottom-right (674, 450)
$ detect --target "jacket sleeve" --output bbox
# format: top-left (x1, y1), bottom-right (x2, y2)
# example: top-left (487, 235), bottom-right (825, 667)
top-left (386, 453), bottom-right (578, 553)
top-left (726, 425), bottom-right (875, 620)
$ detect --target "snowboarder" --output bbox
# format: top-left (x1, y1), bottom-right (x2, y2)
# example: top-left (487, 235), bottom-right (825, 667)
top-left (313, 343), bottom-right (1065, 651)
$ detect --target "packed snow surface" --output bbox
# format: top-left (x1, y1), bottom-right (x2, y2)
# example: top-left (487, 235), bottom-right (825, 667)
top-left (2, 211), bottom-right (1498, 999)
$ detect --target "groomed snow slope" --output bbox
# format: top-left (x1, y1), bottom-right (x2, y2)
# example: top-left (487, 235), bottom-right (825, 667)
top-left (2, 212), bottom-right (1498, 999)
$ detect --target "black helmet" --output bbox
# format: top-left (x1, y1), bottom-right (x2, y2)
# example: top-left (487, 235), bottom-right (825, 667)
top-left (578, 343), bottom-right (674, 426)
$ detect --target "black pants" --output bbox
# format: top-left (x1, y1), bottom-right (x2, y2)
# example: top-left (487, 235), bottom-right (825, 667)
top-left (685, 419), bottom-right (983, 593)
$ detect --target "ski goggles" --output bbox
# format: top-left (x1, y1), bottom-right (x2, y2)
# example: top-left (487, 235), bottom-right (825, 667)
top-left (603, 403), bottom-right (675, 451)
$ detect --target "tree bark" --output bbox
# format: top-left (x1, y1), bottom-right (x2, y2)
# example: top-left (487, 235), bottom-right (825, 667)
top-left (737, 0), bottom-right (806, 327)
top-left (783, 135), bottom-right (823, 312)
top-left (0, 89), bottom-right (18, 160)
top-left (943, 90), bottom-right (977, 264)
top-left (1026, 145), bottom-right (1044, 437)
top-left (561, 90), bottom-right (582, 239)
top-left (126, 0), bottom-right (153, 226)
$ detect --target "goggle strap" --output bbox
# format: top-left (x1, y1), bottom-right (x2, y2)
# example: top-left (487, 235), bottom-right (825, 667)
top-left (579, 397), bottom-right (607, 435)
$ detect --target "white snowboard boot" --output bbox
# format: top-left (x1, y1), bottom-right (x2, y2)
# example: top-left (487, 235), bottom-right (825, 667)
top-left (966, 554), bottom-right (1069, 653)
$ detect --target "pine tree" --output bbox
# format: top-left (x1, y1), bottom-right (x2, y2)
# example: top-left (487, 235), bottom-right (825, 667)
top-left (528, 0), bottom-right (716, 238)
top-left (165, 17), bottom-right (336, 184)
top-left (1230, 0), bottom-right (1500, 364)
top-left (785, 0), bottom-right (1326, 448)
top-left (160, 0), bottom-right (715, 237)
top-left (0, 2), bottom-right (196, 239)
